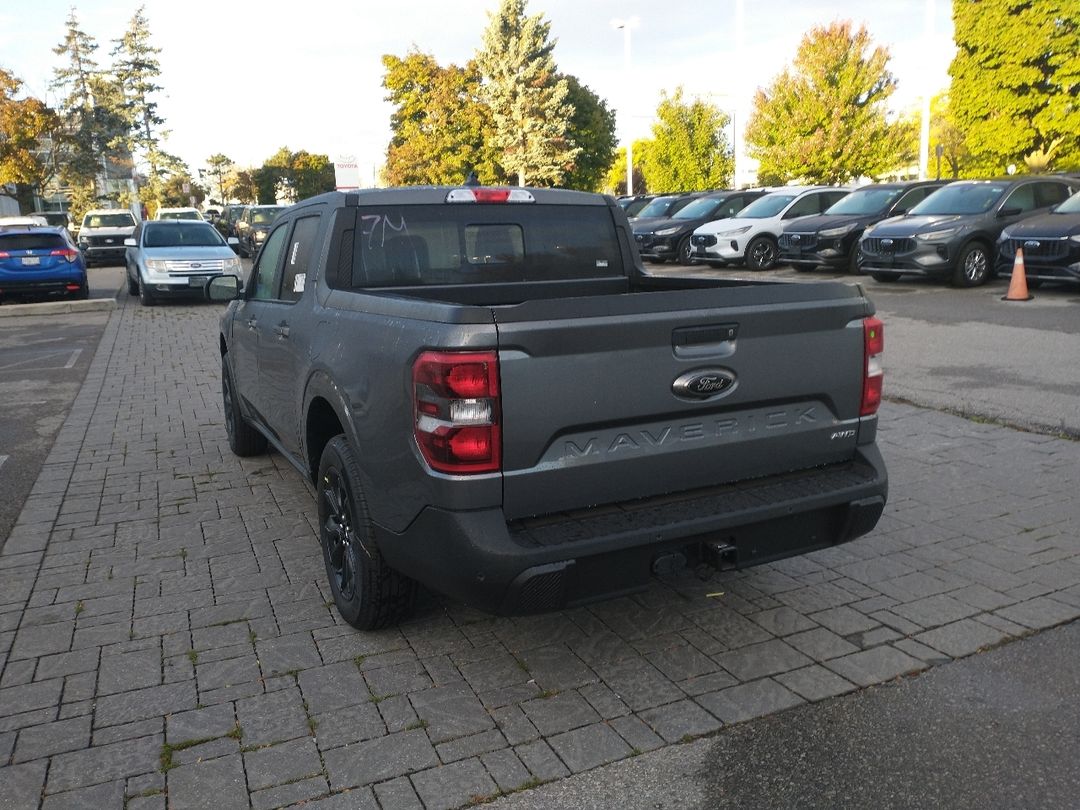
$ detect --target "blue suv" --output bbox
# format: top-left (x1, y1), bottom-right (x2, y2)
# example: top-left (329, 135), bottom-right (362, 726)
top-left (0, 226), bottom-right (89, 303)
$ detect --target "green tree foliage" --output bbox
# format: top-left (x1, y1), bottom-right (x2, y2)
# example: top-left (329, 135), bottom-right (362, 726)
top-left (604, 139), bottom-right (653, 195)
top-left (255, 147), bottom-right (335, 203)
top-left (641, 88), bottom-right (732, 192)
top-left (476, 0), bottom-right (578, 186)
top-left (950, 0), bottom-right (1080, 173)
top-left (559, 75), bottom-right (617, 191)
top-left (159, 174), bottom-right (206, 207)
top-left (205, 153), bottom-right (233, 205)
top-left (225, 168), bottom-right (258, 204)
top-left (745, 21), bottom-right (904, 184)
top-left (0, 69), bottom-right (63, 212)
top-left (382, 50), bottom-right (502, 185)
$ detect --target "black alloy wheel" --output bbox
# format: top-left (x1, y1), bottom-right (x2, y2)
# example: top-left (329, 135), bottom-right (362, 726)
top-left (317, 436), bottom-right (416, 630)
top-left (746, 236), bottom-right (779, 271)
top-left (676, 235), bottom-right (694, 266)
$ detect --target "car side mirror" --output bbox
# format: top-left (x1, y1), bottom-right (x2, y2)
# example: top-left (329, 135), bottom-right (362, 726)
top-left (998, 206), bottom-right (1023, 218)
top-left (205, 275), bottom-right (241, 301)
top-left (123, 238), bottom-right (136, 247)
top-left (227, 237), bottom-right (239, 246)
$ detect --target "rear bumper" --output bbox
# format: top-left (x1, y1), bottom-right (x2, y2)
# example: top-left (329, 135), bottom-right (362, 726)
top-left (376, 446), bottom-right (888, 615)
top-left (0, 271), bottom-right (86, 297)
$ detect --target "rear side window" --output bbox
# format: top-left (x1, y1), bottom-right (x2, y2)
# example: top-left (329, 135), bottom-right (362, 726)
top-left (1035, 182), bottom-right (1071, 208)
top-left (1002, 184), bottom-right (1037, 213)
top-left (0, 233), bottom-right (68, 251)
top-left (784, 195), bottom-right (821, 219)
top-left (281, 215), bottom-right (321, 301)
top-left (350, 205), bottom-right (622, 287)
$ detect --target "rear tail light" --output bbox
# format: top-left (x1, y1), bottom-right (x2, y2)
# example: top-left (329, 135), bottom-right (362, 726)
top-left (0, 251), bottom-right (9, 258)
top-left (50, 248), bottom-right (80, 263)
top-left (413, 351), bottom-right (501, 474)
top-left (861, 317), bottom-right (884, 416)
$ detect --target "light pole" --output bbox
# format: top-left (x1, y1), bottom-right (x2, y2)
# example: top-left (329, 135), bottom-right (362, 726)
top-left (611, 17), bottom-right (639, 195)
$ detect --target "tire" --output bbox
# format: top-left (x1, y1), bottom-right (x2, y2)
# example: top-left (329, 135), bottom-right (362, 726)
top-left (317, 436), bottom-right (416, 630)
top-left (127, 273), bottom-right (139, 295)
top-left (74, 281), bottom-right (89, 300)
top-left (848, 246), bottom-right (861, 275)
top-left (137, 275), bottom-right (156, 306)
top-left (952, 241), bottom-right (992, 287)
top-left (221, 354), bottom-right (267, 457)
top-left (871, 272), bottom-right (902, 282)
top-left (745, 236), bottom-right (778, 271)
top-left (676, 236), bottom-right (694, 266)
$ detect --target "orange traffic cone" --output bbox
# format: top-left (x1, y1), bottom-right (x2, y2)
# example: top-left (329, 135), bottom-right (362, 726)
top-left (1002, 247), bottom-right (1033, 301)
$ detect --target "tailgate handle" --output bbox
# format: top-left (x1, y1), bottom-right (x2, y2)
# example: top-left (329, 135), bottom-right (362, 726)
top-left (672, 323), bottom-right (738, 358)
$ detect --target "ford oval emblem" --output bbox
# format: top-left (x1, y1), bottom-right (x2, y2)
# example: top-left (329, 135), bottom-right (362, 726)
top-left (881, 238), bottom-right (894, 247)
top-left (191, 262), bottom-right (202, 269)
top-left (672, 368), bottom-right (738, 401)
top-left (791, 234), bottom-right (801, 242)
top-left (1024, 240), bottom-right (1040, 249)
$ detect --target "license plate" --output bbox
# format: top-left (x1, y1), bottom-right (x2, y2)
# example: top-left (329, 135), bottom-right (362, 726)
top-left (21, 256), bottom-right (40, 266)
top-left (188, 276), bottom-right (206, 287)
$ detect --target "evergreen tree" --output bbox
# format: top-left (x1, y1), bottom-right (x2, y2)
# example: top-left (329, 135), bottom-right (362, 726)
top-left (382, 50), bottom-right (502, 185)
top-left (205, 153), bottom-right (234, 205)
top-left (476, 0), bottom-right (578, 186)
top-left (559, 75), bottom-right (618, 191)
top-left (745, 21), bottom-right (905, 184)
top-left (642, 87), bottom-right (733, 192)
top-left (950, 0), bottom-right (1080, 173)
top-left (111, 4), bottom-right (179, 196)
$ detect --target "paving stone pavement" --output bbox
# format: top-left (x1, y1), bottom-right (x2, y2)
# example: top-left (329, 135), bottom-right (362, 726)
top-left (1, 295), bottom-right (1079, 809)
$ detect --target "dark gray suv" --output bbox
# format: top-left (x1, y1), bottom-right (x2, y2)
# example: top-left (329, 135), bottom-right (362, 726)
top-left (859, 177), bottom-right (1079, 287)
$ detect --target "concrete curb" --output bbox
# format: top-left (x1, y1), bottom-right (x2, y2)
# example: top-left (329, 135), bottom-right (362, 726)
top-left (0, 297), bottom-right (117, 318)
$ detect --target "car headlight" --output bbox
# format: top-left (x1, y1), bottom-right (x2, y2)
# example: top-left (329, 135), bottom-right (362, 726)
top-left (719, 226), bottom-right (752, 236)
top-left (915, 227), bottom-right (960, 242)
top-left (653, 226), bottom-right (682, 237)
top-left (997, 229), bottom-right (1013, 242)
top-left (254, 230), bottom-right (267, 241)
top-left (223, 257), bottom-right (241, 273)
top-left (146, 259), bottom-right (168, 272)
top-left (1069, 234), bottom-right (1080, 244)
top-left (819, 223), bottom-right (857, 238)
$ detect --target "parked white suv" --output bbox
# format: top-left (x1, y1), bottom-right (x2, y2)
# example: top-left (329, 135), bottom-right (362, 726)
top-left (78, 208), bottom-right (138, 267)
top-left (691, 186), bottom-right (851, 270)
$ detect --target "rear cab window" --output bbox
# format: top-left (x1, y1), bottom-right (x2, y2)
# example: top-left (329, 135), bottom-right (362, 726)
top-left (348, 205), bottom-right (623, 288)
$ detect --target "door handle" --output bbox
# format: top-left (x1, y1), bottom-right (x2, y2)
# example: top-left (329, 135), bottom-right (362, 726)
top-left (274, 324), bottom-right (290, 339)
top-left (246, 317), bottom-right (257, 330)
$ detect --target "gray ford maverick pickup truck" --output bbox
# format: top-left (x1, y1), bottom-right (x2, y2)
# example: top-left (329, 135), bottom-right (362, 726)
top-left (207, 185), bottom-right (888, 629)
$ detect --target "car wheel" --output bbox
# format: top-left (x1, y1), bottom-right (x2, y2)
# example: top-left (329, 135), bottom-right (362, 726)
top-left (138, 277), bottom-right (155, 306)
top-left (871, 272), bottom-right (902, 282)
top-left (848, 247), bottom-right (861, 275)
top-left (127, 273), bottom-right (139, 295)
top-left (318, 435), bottom-right (416, 630)
top-left (221, 354), bottom-right (267, 457)
top-left (745, 236), bottom-right (778, 270)
top-left (676, 236), bottom-right (694, 266)
top-left (74, 281), bottom-right (89, 300)
top-left (952, 241), bottom-right (992, 287)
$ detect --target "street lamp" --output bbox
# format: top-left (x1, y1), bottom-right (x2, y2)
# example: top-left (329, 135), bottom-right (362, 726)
top-left (611, 17), bottom-right (639, 196)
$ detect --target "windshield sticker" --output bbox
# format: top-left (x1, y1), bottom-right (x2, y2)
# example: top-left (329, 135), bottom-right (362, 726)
top-left (293, 274), bottom-right (306, 293)
top-left (596, 259), bottom-right (609, 268)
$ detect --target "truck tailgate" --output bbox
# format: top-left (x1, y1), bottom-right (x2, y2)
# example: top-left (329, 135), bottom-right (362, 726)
top-left (495, 282), bottom-right (871, 520)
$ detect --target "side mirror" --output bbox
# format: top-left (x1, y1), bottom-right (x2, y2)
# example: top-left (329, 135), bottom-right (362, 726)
top-left (123, 237), bottom-right (136, 247)
top-left (205, 274), bottom-right (241, 301)
top-left (227, 237), bottom-right (239, 246)
top-left (998, 206), bottom-right (1022, 218)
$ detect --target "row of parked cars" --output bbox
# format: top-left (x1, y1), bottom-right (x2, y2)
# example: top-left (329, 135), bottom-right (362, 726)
top-left (215, 204), bottom-right (287, 259)
top-left (623, 174), bottom-right (1080, 288)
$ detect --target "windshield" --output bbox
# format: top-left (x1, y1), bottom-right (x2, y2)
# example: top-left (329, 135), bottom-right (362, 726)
top-left (1056, 191), bottom-right (1080, 213)
top-left (910, 184), bottom-right (1007, 215)
top-left (636, 196), bottom-right (678, 218)
top-left (251, 208), bottom-right (284, 224)
top-left (673, 198), bottom-right (722, 219)
top-left (737, 194), bottom-right (796, 219)
top-left (83, 212), bottom-right (136, 229)
top-left (826, 188), bottom-right (903, 216)
top-left (143, 223), bottom-right (225, 248)
top-left (159, 211), bottom-right (201, 220)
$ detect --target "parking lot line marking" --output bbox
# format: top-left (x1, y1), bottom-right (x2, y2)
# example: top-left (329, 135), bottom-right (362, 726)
top-left (0, 456), bottom-right (7, 471)
top-left (64, 349), bottom-right (82, 369)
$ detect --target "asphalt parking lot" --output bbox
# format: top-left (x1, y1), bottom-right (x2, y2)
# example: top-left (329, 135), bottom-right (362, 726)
top-left (0, 265), bottom-right (1078, 809)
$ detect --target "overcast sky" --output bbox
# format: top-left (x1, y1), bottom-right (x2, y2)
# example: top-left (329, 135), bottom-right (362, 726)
top-left (3, 0), bottom-right (955, 185)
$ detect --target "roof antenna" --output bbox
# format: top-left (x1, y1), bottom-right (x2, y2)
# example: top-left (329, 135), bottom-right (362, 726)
top-left (463, 170), bottom-right (480, 187)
